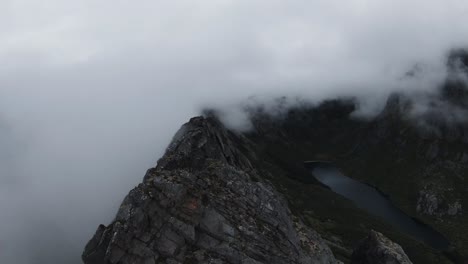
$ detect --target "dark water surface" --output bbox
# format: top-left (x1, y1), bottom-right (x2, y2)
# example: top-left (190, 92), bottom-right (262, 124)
top-left (305, 162), bottom-right (449, 251)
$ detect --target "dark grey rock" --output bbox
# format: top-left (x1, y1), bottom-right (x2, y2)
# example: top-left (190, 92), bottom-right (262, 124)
top-left (82, 116), bottom-right (337, 264)
top-left (351, 230), bottom-right (412, 264)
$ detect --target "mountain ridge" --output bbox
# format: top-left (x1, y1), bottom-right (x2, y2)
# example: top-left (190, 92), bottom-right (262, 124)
top-left (82, 116), bottom-right (339, 264)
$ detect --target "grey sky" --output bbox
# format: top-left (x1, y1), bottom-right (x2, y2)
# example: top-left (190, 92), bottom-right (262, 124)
top-left (1, 1), bottom-right (468, 263)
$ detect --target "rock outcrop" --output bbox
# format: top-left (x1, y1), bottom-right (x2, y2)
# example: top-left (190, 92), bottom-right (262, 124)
top-left (417, 186), bottom-right (463, 217)
top-left (82, 117), bottom-right (337, 264)
top-left (351, 231), bottom-right (413, 264)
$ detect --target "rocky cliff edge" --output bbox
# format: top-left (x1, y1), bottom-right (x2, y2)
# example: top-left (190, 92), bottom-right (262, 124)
top-left (82, 116), bottom-right (338, 264)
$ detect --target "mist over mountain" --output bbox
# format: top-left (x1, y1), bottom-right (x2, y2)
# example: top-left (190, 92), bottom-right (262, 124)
top-left (1, 1), bottom-right (468, 263)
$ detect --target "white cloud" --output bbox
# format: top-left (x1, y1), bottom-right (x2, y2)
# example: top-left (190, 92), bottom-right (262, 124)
top-left (0, 0), bottom-right (467, 263)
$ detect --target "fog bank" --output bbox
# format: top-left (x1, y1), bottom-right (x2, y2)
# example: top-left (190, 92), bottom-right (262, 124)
top-left (1, 1), bottom-right (468, 263)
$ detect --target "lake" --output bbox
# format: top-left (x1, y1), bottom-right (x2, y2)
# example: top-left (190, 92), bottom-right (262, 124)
top-left (304, 161), bottom-right (449, 251)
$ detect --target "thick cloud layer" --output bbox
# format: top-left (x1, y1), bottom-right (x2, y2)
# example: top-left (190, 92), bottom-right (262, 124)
top-left (1, 1), bottom-right (468, 263)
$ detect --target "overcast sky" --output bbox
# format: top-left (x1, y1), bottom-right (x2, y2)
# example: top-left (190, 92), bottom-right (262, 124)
top-left (1, 1), bottom-right (468, 263)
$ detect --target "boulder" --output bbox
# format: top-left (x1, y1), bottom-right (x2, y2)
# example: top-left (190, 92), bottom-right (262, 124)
top-left (351, 231), bottom-right (412, 264)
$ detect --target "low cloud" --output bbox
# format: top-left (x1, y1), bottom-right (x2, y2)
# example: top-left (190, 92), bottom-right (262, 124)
top-left (1, 0), bottom-right (468, 263)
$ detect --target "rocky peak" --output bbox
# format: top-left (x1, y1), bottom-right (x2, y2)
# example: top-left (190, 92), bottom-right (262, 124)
top-left (82, 116), bottom-right (338, 264)
top-left (151, 116), bottom-right (254, 174)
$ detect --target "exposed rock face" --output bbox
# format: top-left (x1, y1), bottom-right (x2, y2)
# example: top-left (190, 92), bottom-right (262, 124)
top-left (415, 161), bottom-right (464, 218)
top-left (82, 117), bottom-right (337, 264)
top-left (417, 187), bottom-right (463, 217)
top-left (351, 231), bottom-right (413, 264)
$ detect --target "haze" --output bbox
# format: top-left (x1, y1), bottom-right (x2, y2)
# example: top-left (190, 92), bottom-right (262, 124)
top-left (0, 1), bottom-right (467, 263)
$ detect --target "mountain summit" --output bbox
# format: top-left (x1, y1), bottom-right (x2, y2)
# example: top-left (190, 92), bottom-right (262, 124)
top-left (82, 115), bottom-right (420, 264)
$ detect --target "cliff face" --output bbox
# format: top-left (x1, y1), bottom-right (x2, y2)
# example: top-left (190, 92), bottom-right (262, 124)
top-left (82, 117), bottom-right (338, 264)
